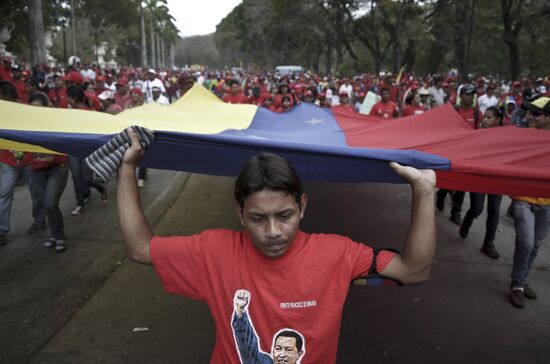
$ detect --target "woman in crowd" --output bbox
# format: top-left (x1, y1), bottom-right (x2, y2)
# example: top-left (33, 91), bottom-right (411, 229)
top-left (458, 106), bottom-right (504, 259)
top-left (28, 91), bottom-right (69, 252)
top-left (401, 89), bottom-right (425, 117)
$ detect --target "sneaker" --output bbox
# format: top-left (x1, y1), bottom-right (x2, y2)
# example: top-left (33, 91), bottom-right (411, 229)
top-left (510, 289), bottom-right (525, 308)
top-left (523, 284), bottom-right (537, 300)
top-left (137, 179), bottom-right (145, 188)
top-left (55, 239), bottom-right (67, 253)
top-left (436, 196), bottom-right (445, 212)
top-left (71, 206), bottom-right (84, 216)
top-left (450, 212), bottom-right (462, 225)
top-left (480, 242), bottom-right (500, 259)
top-left (0, 234), bottom-right (8, 246)
top-left (28, 221), bottom-right (47, 235)
top-left (43, 237), bottom-right (56, 248)
top-left (101, 189), bottom-right (108, 203)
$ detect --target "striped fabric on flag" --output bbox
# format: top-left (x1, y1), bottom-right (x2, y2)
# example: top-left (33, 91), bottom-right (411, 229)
top-left (85, 126), bottom-right (154, 183)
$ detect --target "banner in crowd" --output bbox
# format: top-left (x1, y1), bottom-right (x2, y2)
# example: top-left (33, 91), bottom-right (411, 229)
top-left (1, 84), bottom-right (549, 197)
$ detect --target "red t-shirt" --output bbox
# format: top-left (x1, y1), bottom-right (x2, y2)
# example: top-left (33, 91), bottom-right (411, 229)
top-left (369, 101), bottom-right (398, 119)
top-left (223, 92), bottom-right (249, 104)
top-left (151, 229), bottom-right (395, 364)
top-left (457, 107), bottom-right (480, 129)
top-left (48, 87), bottom-right (67, 108)
top-left (32, 154), bottom-right (68, 170)
top-left (401, 104), bottom-right (425, 117)
top-left (0, 150), bottom-right (34, 167)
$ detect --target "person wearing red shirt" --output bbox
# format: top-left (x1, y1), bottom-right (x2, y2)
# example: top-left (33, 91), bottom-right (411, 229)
top-left (456, 84), bottom-right (481, 129)
top-left (503, 81), bottom-right (523, 108)
top-left (261, 95), bottom-right (277, 112)
top-left (274, 82), bottom-right (297, 109)
top-left (317, 93), bottom-right (331, 108)
top-left (222, 80), bottom-right (248, 104)
top-left (334, 91), bottom-right (356, 112)
top-left (275, 95), bottom-right (293, 113)
top-left (247, 86), bottom-right (264, 105)
top-left (436, 84), bottom-right (481, 226)
top-left (114, 77), bottom-right (132, 110)
top-left (0, 82), bottom-right (45, 244)
top-left (370, 87), bottom-right (399, 119)
top-left (28, 91), bottom-right (70, 252)
top-left (401, 90), bottom-right (425, 117)
top-left (117, 132), bottom-right (436, 364)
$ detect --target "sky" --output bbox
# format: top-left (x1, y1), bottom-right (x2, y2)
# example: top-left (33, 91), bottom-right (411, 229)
top-left (165, 0), bottom-right (243, 38)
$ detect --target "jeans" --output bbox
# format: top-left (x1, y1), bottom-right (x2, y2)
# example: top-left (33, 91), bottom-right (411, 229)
top-left (31, 164), bottom-right (69, 240)
top-left (0, 162), bottom-right (44, 234)
top-left (462, 193), bottom-right (503, 242)
top-left (69, 156), bottom-right (92, 207)
top-left (510, 200), bottom-right (550, 288)
top-left (437, 189), bottom-right (465, 215)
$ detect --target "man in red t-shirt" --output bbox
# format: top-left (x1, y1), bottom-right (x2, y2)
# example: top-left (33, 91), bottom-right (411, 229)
top-left (116, 129), bottom-right (436, 363)
top-left (223, 80), bottom-right (249, 104)
top-left (370, 87), bottom-right (399, 119)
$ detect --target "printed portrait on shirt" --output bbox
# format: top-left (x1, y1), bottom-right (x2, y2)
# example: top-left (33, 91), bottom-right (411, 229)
top-left (231, 289), bottom-right (305, 364)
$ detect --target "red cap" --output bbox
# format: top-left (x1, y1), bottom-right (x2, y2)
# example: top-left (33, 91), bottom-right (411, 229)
top-left (96, 76), bottom-right (105, 83)
top-left (304, 90), bottom-right (313, 97)
top-left (513, 81), bottom-right (522, 87)
top-left (130, 87), bottom-right (142, 95)
top-left (339, 91), bottom-right (348, 97)
top-left (64, 71), bottom-right (83, 84)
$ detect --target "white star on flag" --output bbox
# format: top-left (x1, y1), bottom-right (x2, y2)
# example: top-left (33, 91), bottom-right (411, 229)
top-left (304, 118), bottom-right (324, 125)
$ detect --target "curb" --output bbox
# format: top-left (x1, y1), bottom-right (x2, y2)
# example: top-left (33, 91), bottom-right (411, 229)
top-left (144, 172), bottom-right (191, 227)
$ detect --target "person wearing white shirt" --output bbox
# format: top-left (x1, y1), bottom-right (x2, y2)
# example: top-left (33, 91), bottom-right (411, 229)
top-left (151, 86), bottom-right (169, 106)
top-left (339, 79), bottom-right (353, 98)
top-left (141, 69), bottom-right (166, 103)
top-left (477, 85), bottom-right (499, 113)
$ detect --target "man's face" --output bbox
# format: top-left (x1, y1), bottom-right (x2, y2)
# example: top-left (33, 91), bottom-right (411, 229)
top-left (273, 336), bottom-right (303, 364)
top-left (148, 72), bottom-right (155, 81)
top-left (231, 83), bottom-right (240, 95)
top-left (117, 84), bottom-right (128, 94)
top-left (54, 77), bottom-right (64, 88)
top-left (381, 90), bottom-right (390, 102)
top-left (527, 111), bottom-right (550, 130)
top-left (237, 190), bottom-right (307, 259)
top-left (461, 93), bottom-right (474, 106)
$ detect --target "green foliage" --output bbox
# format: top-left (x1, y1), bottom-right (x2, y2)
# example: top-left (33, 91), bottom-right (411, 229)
top-left (2, 0), bottom-right (178, 67)
top-left (211, 0), bottom-right (550, 78)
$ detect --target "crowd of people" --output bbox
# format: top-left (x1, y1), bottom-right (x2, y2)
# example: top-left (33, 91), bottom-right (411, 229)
top-left (1, 57), bottom-right (549, 309)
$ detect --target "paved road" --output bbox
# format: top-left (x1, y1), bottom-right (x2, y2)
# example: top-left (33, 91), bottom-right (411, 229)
top-left (1, 172), bottom-right (549, 363)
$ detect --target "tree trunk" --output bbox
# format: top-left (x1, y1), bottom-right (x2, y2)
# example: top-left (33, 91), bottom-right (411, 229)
top-left (70, 0), bottom-right (77, 56)
top-left (28, 0), bottom-right (47, 65)
top-left (149, 18), bottom-right (156, 67)
top-left (508, 41), bottom-right (520, 81)
top-left (140, 3), bottom-right (147, 66)
top-left (155, 33), bottom-right (161, 68)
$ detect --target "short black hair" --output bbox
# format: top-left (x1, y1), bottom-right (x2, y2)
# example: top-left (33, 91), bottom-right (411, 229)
top-left (274, 330), bottom-right (303, 352)
top-left (28, 91), bottom-right (49, 106)
top-left (66, 84), bottom-right (86, 103)
top-left (234, 153), bottom-right (303, 209)
top-left (0, 80), bottom-right (18, 101)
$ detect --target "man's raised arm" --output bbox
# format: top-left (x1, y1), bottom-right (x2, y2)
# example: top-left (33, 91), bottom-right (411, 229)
top-left (380, 162), bottom-right (437, 284)
top-left (117, 127), bottom-right (153, 265)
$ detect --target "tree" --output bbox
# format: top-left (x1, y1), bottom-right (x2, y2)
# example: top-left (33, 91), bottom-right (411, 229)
top-left (28, 0), bottom-right (47, 65)
top-left (500, 0), bottom-right (524, 81)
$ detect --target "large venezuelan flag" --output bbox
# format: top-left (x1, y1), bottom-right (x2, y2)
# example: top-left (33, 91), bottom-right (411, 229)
top-left (1, 84), bottom-right (549, 197)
